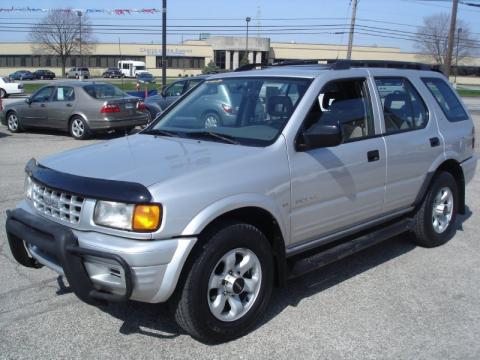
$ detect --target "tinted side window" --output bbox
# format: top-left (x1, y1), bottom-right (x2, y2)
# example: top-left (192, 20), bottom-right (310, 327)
top-left (375, 78), bottom-right (428, 134)
top-left (53, 86), bottom-right (75, 101)
top-left (302, 78), bottom-right (375, 143)
top-left (31, 86), bottom-right (54, 102)
top-left (165, 81), bottom-right (185, 97)
top-left (187, 79), bottom-right (203, 90)
top-left (422, 77), bottom-right (468, 122)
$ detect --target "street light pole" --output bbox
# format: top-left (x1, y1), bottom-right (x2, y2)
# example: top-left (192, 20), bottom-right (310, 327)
top-left (162, 0), bottom-right (167, 87)
top-left (245, 17), bottom-right (251, 64)
top-left (455, 27), bottom-right (462, 85)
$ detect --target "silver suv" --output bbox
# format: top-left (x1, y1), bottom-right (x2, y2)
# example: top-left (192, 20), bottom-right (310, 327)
top-left (5, 60), bottom-right (477, 342)
top-left (67, 67), bottom-right (90, 79)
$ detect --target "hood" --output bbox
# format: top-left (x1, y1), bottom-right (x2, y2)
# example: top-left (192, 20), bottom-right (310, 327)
top-left (39, 134), bottom-right (260, 187)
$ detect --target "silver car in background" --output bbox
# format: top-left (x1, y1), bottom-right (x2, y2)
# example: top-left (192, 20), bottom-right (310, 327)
top-left (0, 82), bottom-right (149, 139)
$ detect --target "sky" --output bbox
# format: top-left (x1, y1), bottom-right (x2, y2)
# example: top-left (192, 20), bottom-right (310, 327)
top-left (1, 0), bottom-right (480, 52)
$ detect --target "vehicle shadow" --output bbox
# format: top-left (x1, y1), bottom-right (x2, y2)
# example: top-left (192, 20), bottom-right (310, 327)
top-left (59, 211), bottom-right (473, 342)
top-left (0, 130), bottom-right (11, 139)
top-left (94, 233), bottom-right (418, 342)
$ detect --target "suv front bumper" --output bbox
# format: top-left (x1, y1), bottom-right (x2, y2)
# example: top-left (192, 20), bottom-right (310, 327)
top-left (6, 208), bottom-right (196, 304)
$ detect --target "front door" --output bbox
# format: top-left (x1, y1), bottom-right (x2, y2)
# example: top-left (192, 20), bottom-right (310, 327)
top-left (289, 75), bottom-right (387, 246)
top-left (19, 86), bottom-right (54, 127)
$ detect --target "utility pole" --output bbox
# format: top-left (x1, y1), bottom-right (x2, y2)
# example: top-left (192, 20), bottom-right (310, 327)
top-left (77, 11), bottom-right (82, 68)
top-left (445, 0), bottom-right (459, 77)
top-left (454, 27), bottom-right (462, 84)
top-left (246, 17), bottom-right (251, 63)
top-left (162, 0), bottom-right (167, 87)
top-left (346, 0), bottom-right (358, 60)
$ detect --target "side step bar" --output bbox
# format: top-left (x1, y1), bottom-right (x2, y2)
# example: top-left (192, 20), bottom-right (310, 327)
top-left (288, 218), bottom-right (414, 279)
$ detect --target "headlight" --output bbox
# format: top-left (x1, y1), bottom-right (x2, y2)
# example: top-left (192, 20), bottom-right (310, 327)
top-left (24, 176), bottom-right (33, 200)
top-left (93, 201), bottom-right (161, 232)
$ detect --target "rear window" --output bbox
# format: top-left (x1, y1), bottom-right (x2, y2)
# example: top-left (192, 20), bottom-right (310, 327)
top-left (1, 77), bottom-right (11, 83)
top-left (83, 84), bottom-right (125, 99)
top-left (79, 68), bottom-right (89, 72)
top-left (422, 77), bottom-right (468, 122)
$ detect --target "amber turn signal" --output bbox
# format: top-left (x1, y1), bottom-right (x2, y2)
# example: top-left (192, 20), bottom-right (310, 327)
top-left (133, 205), bottom-right (161, 231)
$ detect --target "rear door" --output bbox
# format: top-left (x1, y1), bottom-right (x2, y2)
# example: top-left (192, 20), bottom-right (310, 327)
top-left (19, 86), bottom-right (54, 127)
top-left (47, 86), bottom-right (76, 129)
top-left (373, 74), bottom-right (443, 213)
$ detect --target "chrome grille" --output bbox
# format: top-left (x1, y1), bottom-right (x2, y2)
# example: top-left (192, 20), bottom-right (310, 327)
top-left (31, 181), bottom-right (85, 224)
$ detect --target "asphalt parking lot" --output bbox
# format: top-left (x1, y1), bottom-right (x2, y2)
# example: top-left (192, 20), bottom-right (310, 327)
top-left (0, 104), bottom-right (479, 359)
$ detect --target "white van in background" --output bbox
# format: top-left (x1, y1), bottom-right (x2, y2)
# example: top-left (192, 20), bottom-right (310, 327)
top-left (118, 60), bottom-right (148, 78)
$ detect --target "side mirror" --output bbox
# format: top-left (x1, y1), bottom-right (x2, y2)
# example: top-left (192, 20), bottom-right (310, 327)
top-left (24, 97), bottom-right (31, 104)
top-left (299, 121), bottom-right (343, 150)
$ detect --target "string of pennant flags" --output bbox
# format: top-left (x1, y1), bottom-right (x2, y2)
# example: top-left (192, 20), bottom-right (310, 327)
top-left (0, 7), bottom-right (161, 15)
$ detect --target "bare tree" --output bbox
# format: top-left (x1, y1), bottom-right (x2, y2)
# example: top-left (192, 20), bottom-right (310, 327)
top-left (415, 13), bottom-right (477, 72)
top-left (28, 10), bottom-right (96, 77)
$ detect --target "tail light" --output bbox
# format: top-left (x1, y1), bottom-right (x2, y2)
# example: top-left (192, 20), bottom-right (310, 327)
top-left (137, 101), bottom-right (146, 111)
top-left (221, 103), bottom-right (233, 113)
top-left (100, 104), bottom-right (121, 113)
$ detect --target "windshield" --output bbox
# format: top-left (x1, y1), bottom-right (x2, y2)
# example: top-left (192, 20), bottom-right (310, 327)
top-left (83, 84), bottom-right (126, 99)
top-left (147, 77), bottom-right (311, 146)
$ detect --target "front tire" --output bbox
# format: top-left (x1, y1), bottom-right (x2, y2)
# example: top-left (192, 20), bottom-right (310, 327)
top-left (172, 222), bottom-right (274, 342)
top-left (7, 111), bottom-right (22, 133)
top-left (69, 116), bottom-right (90, 140)
top-left (411, 172), bottom-right (458, 247)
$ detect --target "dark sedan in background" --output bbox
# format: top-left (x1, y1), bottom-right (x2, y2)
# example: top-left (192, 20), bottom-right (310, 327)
top-left (9, 70), bottom-right (34, 81)
top-left (144, 75), bottom-right (208, 121)
top-left (102, 67), bottom-right (124, 78)
top-left (33, 69), bottom-right (56, 80)
top-left (1, 82), bottom-right (149, 139)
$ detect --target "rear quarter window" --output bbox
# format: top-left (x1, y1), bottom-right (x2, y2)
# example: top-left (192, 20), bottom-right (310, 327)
top-left (83, 84), bottom-right (125, 99)
top-left (422, 77), bottom-right (468, 122)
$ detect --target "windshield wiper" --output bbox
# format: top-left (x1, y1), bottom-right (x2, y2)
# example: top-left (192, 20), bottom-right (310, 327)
top-left (186, 131), bottom-right (239, 145)
top-left (142, 129), bottom-right (180, 137)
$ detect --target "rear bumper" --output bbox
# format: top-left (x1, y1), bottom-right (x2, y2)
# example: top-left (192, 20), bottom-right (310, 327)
top-left (6, 207), bottom-right (196, 304)
top-left (88, 115), bottom-right (149, 130)
top-left (461, 155), bottom-right (477, 185)
top-left (7, 88), bottom-right (24, 95)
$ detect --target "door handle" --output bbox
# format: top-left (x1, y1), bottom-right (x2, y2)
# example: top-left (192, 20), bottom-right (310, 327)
top-left (66, 103), bottom-right (73, 107)
top-left (367, 150), bottom-right (380, 162)
top-left (40, 103), bottom-right (46, 107)
top-left (429, 137), bottom-right (440, 147)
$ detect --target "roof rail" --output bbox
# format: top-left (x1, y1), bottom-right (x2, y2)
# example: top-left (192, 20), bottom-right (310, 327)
top-left (234, 59), bottom-right (443, 74)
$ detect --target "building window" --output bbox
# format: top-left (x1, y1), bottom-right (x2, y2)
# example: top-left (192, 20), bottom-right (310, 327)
top-left (156, 56), bottom-right (205, 69)
top-left (214, 51), bottom-right (226, 69)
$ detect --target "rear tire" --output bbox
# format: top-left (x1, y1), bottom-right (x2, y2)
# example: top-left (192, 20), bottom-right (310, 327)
top-left (203, 111), bottom-right (221, 128)
top-left (411, 172), bottom-right (458, 247)
top-left (171, 222), bottom-right (274, 342)
top-left (69, 116), bottom-right (90, 140)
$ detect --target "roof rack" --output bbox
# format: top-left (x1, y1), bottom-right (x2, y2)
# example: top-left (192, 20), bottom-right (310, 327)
top-left (234, 59), bottom-right (443, 74)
